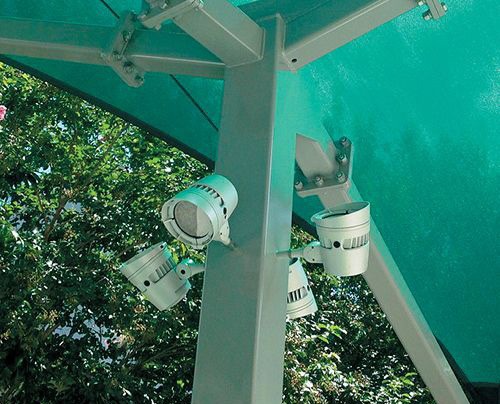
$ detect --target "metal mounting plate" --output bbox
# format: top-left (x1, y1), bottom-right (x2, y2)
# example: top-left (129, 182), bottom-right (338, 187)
top-left (101, 13), bottom-right (145, 88)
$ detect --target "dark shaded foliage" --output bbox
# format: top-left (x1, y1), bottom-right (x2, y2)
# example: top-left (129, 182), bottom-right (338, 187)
top-left (0, 64), bottom-right (432, 403)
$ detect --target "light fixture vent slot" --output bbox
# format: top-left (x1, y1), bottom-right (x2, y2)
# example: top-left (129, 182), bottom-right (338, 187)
top-left (287, 286), bottom-right (309, 304)
top-left (343, 233), bottom-right (369, 250)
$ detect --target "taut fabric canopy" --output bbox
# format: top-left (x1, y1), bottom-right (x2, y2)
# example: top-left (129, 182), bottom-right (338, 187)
top-left (1, 0), bottom-right (498, 391)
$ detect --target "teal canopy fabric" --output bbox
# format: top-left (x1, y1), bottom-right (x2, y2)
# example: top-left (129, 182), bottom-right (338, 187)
top-left (1, 0), bottom-right (498, 386)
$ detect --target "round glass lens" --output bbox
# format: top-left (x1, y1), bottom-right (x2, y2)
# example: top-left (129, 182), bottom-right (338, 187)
top-left (174, 201), bottom-right (212, 238)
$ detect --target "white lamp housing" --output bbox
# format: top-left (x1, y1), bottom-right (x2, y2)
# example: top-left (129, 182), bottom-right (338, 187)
top-left (162, 174), bottom-right (238, 249)
top-left (287, 258), bottom-right (318, 319)
top-left (311, 201), bottom-right (370, 277)
top-left (120, 242), bottom-right (190, 311)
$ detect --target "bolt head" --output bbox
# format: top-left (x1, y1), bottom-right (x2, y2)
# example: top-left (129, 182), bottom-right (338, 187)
top-left (417, 0), bottom-right (425, 6)
top-left (314, 176), bottom-right (324, 186)
top-left (441, 2), bottom-right (448, 12)
top-left (112, 51), bottom-right (123, 61)
top-left (294, 180), bottom-right (303, 191)
top-left (336, 171), bottom-right (346, 182)
top-left (423, 10), bottom-right (433, 20)
top-left (123, 62), bottom-right (134, 74)
top-left (337, 152), bottom-right (348, 164)
top-left (122, 31), bottom-right (132, 42)
top-left (340, 136), bottom-right (350, 147)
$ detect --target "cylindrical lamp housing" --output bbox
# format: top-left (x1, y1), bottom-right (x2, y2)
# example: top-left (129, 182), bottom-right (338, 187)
top-left (287, 258), bottom-right (318, 319)
top-left (162, 174), bottom-right (238, 249)
top-left (120, 242), bottom-right (190, 310)
top-left (311, 202), bottom-right (370, 277)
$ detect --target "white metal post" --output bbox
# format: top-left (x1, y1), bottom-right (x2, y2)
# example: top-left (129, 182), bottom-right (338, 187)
top-left (191, 16), bottom-right (294, 404)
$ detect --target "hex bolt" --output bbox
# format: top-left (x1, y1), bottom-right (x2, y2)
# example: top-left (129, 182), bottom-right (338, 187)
top-left (112, 51), bottom-right (123, 61)
top-left (336, 171), bottom-right (346, 183)
top-left (122, 31), bottom-right (132, 42)
top-left (340, 136), bottom-right (350, 147)
top-left (422, 10), bottom-right (433, 20)
top-left (417, 0), bottom-right (425, 5)
top-left (314, 176), bottom-right (324, 186)
top-left (123, 62), bottom-right (134, 74)
top-left (336, 152), bottom-right (348, 165)
top-left (294, 180), bottom-right (303, 191)
top-left (441, 2), bottom-right (448, 12)
top-left (135, 75), bottom-right (144, 85)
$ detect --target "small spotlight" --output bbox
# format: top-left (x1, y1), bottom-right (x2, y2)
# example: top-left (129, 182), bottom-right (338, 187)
top-left (120, 242), bottom-right (203, 311)
top-left (162, 174), bottom-right (238, 249)
top-left (311, 201), bottom-right (370, 276)
top-left (287, 258), bottom-right (318, 319)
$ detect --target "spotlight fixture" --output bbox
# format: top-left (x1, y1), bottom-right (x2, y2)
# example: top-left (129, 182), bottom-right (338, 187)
top-left (283, 202), bottom-right (370, 277)
top-left (121, 244), bottom-right (320, 317)
top-left (287, 258), bottom-right (318, 319)
top-left (311, 201), bottom-right (370, 276)
top-left (120, 242), bottom-right (204, 311)
top-left (161, 174), bottom-right (238, 249)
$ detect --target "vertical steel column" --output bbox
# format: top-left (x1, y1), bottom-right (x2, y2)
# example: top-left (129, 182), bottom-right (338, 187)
top-left (192, 16), bottom-right (293, 404)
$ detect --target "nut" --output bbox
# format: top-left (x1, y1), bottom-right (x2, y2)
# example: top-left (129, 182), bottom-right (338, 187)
top-left (340, 136), bottom-right (350, 147)
top-left (336, 152), bottom-right (348, 165)
top-left (314, 176), bottom-right (324, 186)
top-left (122, 31), bottom-right (132, 42)
top-left (123, 62), bottom-right (134, 74)
top-left (422, 10), bottom-right (433, 20)
top-left (336, 171), bottom-right (346, 183)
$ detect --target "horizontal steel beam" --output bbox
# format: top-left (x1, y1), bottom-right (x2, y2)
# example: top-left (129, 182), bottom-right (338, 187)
top-left (131, 28), bottom-right (224, 78)
top-left (168, 0), bottom-right (264, 67)
top-left (0, 17), bottom-right (224, 79)
top-left (140, 0), bottom-right (264, 67)
top-left (282, 0), bottom-right (418, 69)
top-left (0, 0), bottom-right (424, 77)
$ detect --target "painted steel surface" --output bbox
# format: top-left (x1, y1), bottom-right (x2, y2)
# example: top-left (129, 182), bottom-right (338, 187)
top-left (0, 0), bottom-right (498, 384)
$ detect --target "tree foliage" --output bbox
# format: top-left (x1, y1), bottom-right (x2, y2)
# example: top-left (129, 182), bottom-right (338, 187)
top-left (0, 63), bottom-right (433, 403)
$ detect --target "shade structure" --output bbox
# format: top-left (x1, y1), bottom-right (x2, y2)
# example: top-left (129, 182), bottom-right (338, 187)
top-left (1, 0), bottom-right (498, 397)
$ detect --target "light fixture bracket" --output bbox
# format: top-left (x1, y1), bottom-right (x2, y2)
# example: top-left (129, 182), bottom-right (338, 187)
top-left (295, 135), bottom-right (353, 199)
top-left (101, 12), bottom-right (145, 87)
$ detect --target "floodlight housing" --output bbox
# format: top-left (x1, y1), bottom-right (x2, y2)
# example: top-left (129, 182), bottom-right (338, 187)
top-left (162, 174), bottom-right (238, 249)
top-left (120, 242), bottom-right (190, 311)
top-left (311, 201), bottom-right (370, 277)
top-left (287, 258), bottom-right (318, 319)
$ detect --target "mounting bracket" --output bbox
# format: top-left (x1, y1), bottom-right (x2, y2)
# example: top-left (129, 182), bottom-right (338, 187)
top-left (176, 258), bottom-right (205, 280)
top-left (295, 133), bottom-right (353, 199)
top-left (139, 0), bottom-right (204, 30)
top-left (101, 13), bottom-right (145, 88)
top-left (420, 0), bottom-right (448, 21)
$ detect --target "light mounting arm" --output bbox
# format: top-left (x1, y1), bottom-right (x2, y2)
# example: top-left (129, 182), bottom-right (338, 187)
top-left (287, 241), bottom-right (323, 264)
top-left (176, 258), bottom-right (206, 280)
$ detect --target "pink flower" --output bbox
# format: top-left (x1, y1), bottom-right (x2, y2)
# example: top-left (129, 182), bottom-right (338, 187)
top-left (0, 105), bottom-right (6, 121)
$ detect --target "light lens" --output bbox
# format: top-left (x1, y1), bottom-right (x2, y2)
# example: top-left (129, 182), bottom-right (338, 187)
top-left (174, 201), bottom-right (212, 239)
